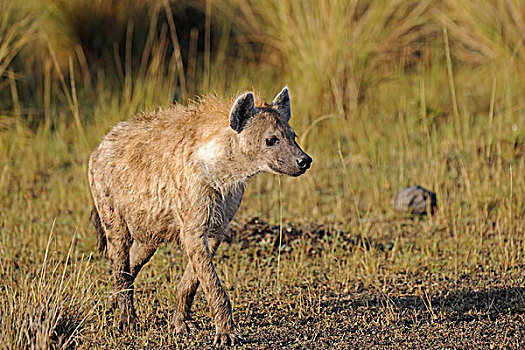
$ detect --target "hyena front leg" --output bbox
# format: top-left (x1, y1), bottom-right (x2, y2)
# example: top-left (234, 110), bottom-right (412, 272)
top-left (181, 227), bottom-right (244, 346)
top-left (173, 235), bottom-right (222, 334)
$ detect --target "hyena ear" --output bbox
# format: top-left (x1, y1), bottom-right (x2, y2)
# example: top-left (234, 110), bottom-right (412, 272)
top-left (229, 92), bottom-right (256, 133)
top-left (272, 86), bottom-right (291, 122)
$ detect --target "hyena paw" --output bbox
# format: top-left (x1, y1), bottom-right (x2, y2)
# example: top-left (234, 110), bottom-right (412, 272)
top-left (118, 313), bottom-right (138, 331)
top-left (174, 317), bottom-right (199, 335)
top-left (214, 331), bottom-right (245, 346)
top-left (107, 294), bottom-right (118, 310)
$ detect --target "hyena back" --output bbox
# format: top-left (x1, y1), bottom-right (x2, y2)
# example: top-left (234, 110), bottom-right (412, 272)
top-left (88, 87), bottom-right (312, 346)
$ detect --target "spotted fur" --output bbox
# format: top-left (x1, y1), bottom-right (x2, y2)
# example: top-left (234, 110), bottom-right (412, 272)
top-left (88, 87), bottom-right (312, 346)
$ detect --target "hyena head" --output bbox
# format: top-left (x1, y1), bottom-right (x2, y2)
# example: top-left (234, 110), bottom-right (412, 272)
top-left (229, 87), bottom-right (312, 177)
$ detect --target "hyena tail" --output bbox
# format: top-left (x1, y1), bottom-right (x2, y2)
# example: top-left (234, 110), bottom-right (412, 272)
top-left (90, 207), bottom-right (107, 253)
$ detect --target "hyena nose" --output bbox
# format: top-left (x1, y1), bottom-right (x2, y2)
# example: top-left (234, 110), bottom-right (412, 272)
top-left (297, 154), bottom-right (312, 170)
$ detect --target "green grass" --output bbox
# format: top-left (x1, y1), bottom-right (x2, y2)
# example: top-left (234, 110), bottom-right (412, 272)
top-left (1, 0), bottom-right (525, 348)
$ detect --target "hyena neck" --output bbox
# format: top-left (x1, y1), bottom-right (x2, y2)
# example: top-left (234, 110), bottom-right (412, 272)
top-left (203, 165), bottom-right (253, 196)
top-left (195, 134), bottom-right (259, 195)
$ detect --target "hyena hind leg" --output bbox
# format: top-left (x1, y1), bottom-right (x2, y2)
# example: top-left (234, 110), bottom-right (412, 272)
top-left (130, 241), bottom-right (157, 279)
top-left (173, 235), bottom-right (223, 334)
top-left (108, 239), bottom-right (157, 310)
top-left (105, 222), bottom-right (136, 330)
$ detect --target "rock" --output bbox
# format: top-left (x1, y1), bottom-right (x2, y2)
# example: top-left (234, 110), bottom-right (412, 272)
top-left (393, 185), bottom-right (437, 215)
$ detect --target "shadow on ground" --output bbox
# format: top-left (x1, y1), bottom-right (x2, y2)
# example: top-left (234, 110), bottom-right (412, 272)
top-left (339, 285), bottom-right (525, 324)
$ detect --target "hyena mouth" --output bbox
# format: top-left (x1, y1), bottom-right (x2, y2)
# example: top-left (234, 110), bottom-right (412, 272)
top-left (269, 163), bottom-right (294, 176)
top-left (292, 167), bottom-right (309, 177)
top-left (270, 164), bottom-right (309, 177)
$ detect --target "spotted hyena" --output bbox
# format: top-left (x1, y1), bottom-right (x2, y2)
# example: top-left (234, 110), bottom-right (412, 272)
top-left (88, 87), bottom-right (312, 345)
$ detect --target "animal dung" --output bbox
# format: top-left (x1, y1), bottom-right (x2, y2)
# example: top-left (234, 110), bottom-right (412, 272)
top-left (393, 185), bottom-right (437, 215)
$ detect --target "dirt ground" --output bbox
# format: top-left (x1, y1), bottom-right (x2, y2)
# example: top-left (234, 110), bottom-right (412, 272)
top-left (81, 217), bottom-right (525, 349)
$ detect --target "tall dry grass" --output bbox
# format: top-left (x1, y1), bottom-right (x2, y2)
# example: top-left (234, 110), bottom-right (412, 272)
top-left (0, 231), bottom-right (98, 349)
top-left (442, 0), bottom-right (525, 70)
top-left (222, 0), bottom-right (440, 119)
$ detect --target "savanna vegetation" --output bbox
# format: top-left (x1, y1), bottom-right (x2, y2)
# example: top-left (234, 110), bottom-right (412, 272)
top-left (1, 0), bottom-right (525, 348)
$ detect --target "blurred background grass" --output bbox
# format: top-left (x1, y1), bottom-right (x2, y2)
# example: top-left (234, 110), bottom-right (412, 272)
top-left (1, 0), bottom-right (525, 348)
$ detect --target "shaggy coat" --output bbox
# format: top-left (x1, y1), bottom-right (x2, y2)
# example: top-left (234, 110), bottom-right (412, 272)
top-left (88, 87), bottom-right (312, 346)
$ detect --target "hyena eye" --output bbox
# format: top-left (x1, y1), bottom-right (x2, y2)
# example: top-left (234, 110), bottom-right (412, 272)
top-left (265, 136), bottom-right (279, 146)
